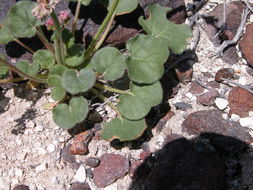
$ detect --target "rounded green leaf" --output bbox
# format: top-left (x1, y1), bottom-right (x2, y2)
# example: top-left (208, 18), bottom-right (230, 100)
top-left (65, 44), bottom-right (84, 67)
top-left (91, 47), bottom-right (126, 81)
top-left (117, 82), bottom-right (163, 120)
top-left (126, 34), bottom-right (169, 84)
top-left (51, 87), bottom-right (66, 101)
top-left (6, 1), bottom-right (41, 38)
top-left (52, 97), bottom-right (88, 129)
top-left (100, 0), bottom-right (138, 15)
top-left (49, 65), bottom-right (67, 76)
top-left (0, 21), bottom-right (13, 44)
top-left (33, 50), bottom-right (55, 69)
top-left (0, 54), bottom-right (9, 78)
top-left (47, 75), bottom-right (62, 87)
top-left (16, 60), bottom-right (39, 76)
top-left (61, 68), bottom-right (96, 95)
top-left (101, 118), bottom-right (147, 141)
top-left (139, 4), bottom-right (192, 54)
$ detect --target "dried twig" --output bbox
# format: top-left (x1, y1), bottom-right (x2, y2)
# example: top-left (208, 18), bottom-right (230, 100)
top-left (212, 7), bottom-right (250, 57)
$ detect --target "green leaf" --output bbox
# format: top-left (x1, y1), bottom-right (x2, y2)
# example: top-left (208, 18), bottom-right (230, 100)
top-left (16, 60), bottom-right (39, 76)
top-left (101, 118), bottom-right (147, 141)
top-left (0, 54), bottom-right (9, 78)
top-left (0, 21), bottom-right (13, 44)
top-left (99, 0), bottom-right (138, 15)
top-left (53, 97), bottom-right (88, 129)
top-left (139, 4), bottom-right (192, 54)
top-left (117, 82), bottom-right (163, 120)
top-left (49, 65), bottom-right (67, 76)
top-left (62, 28), bottom-right (75, 48)
top-left (91, 47), bottom-right (126, 81)
top-left (61, 68), bottom-right (96, 95)
top-left (6, 1), bottom-right (41, 39)
top-left (51, 87), bottom-right (66, 101)
top-left (65, 44), bottom-right (84, 67)
top-left (33, 50), bottom-right (55, 69)
top-left (47, 75), bottom-right (62, 87)
top-left (67, 0), bottom-right (91, 6)
top-left (126, 34), bottom-right (169, 84)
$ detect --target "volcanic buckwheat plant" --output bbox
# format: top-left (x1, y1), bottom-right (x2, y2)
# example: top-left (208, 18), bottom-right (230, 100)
top-left (0, 0), bottom-right (192, 141)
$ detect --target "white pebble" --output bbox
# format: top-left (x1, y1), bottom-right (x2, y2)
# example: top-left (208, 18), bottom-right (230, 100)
top-left (46, 144), bottom-right (56, 153)
top-left (250, 14), bottom-right (253, 22)
top-left (37, 147), bottom-right (47, 155)
top-left (231, 114), bottom-right (240, 122)
top-left (239, 117), bottom-right (253, 127)
top-left (249, 111), bottom-right (253, 117)
top-left (222, 113), bottom-right (228, 120)
top-left (186, 92), bottom-right (193, 99)
top-left (215, 98), bottom-right (229, 110)
top-left (35, 125), bottom-right (44, 132)
top-left (74, 165), bottom-right (86, 183)
top-left (238, 77), bottom-right (247, 86)
top-left (26, 121), bottom-right (35, 128)
top-left (35, 163), bottom-right (47, 173)
top-left (14, 169), bottom-right (23, 178)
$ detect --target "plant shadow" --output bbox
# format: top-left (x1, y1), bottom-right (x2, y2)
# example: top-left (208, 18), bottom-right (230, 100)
top-left (129, 132), bottom-right (253, 190)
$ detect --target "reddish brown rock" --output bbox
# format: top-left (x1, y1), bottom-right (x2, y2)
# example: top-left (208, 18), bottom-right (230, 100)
top-left (215, 68), bottom-right (235, 82)
top-left (182, 109), bottom-right (252, 145)
top-left (196, 90), bottom-right (219, 106)
top-left (12, 185), bottom-right (29, 190)
top-left (228, 87), bottom-right (253, 117)
top-left (139, 151), bottom-right (151, 160)
top-left (129, 160), bottom-right (143, 179)
top-left (189, 81), bottom-right (204, 94)
top-left (154, 110), bottom-right (175, 132)
top-left (85, 157), bottom-right (100, 168)
top-left (70, 182), bottom-right (91, 190)
top-left (239, 24), bottom-right (253, 67)
top-left (93, 154), bottom-right (129, 188)
top-left (207, 81), bottom-right (220, 89)
top-left (69, 130), bottom-right (93, 155)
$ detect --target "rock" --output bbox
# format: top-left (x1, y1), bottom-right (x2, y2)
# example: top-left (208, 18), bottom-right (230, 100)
top-left (35, 163), bottom-right (47, 173)
top-left (228, 87), bottom-right (253, 117)
top-left (93, 154), bottom-right (129, 188)
top-left (153, 110), bottom-right (175, 132)
top-left (239, 117), bottom-right (253, 127)
top-left (34, 125), bottom-right (44, 132)
top-left (85, 157), bottom-right (100, 168)
top-left (231, 114), bottom-right (240, 122)
top-left (46, 144), bottom-right (56, 153)
top-left (12, 185), bottom-right (29, 190)
top-left (182, 110), bottom-right (252, 148)
top-left (186, 92), bottom-right (193, 99)
top-left (215, 98), bottom-right (229, 110)
top-left (174, 102), bottom-right (192, 111)
top-left (139, 0), bottom-right (187, 24)
top-left (129, 161), bottom-right (143, 179)
top-left (139, 151), bottom-right (151, 160)
top-left (215, 68), bottom-right (235, 82)
top-left (189, 81), bottom-right (204, 95)
top-left (70, 183), bottom-right (91, 190)
top-left (69, 130), bottom-right (93, 155)
top-left (197, 90), bottom-right (219, 106)
top-left (203, 1), bottom-right (245, 64)
top-left (239, 24), bottom-right (253, 67)
top-left (73, 165), bottom-right (86, 183)
top-left (14, 169), bottom-right (23, 178)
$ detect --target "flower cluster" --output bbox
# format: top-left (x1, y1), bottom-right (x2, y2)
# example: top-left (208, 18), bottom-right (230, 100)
top-left (32, 0), bottom-right (61, 19)
top-left (45, 10), bottom-right (70, 30)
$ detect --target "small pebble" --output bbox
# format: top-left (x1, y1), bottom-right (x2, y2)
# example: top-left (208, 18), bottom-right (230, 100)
top-left (239, 117), bottom-right (253, 127)
top-left (73, 165), bottom-right (86, 183)
top-left (249, 111), bottom-right (253, 117)
top-left (46, 144), bottom-right (56, 153)
top-left (231, 114), bottom-right (240, 122)
top-left (215, 98), bottom-right (228, 110)
top-left (186, 92), bottom-right (193, 99)
top-left (26, 121), bottom-right (35, 128)
top-left (35, 125), bottom-right (44, 132)
top-left (238, 77), bottom-right (247, 85)
top-left (35, 163), bottom-right (47, 173)
top-left (222, 113), bottom-right (228, 120)
top-left (14, 169), bottom-right (23, 178)
top-left (85, 157), bottom-right (100, 168)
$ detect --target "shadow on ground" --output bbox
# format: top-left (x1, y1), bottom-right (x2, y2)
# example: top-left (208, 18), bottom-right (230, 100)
top-left (129, 133), bottom-right (253, 190)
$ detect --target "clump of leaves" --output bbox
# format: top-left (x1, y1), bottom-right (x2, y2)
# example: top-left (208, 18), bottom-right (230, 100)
top-left (0, 0), bottom-right (192, 141)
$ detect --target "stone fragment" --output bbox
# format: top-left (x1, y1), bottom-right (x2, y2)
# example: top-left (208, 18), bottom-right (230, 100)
top-left (239, 117), bottom-right (253, 127)
top-left (70, 183), bottom-right (91, 190)
top-left (46, 144), bottom-right (56, 153)
top-left (189, 81), bottom-right (204, 95)
top-left (74, 165), bottom-right (86, 183)
top-left (85, 157), bottom-right (100, 168)
top-left (228, 87), bottom-right (253, 117)
top-left (182, 110), bottom-right (252, 146)
top-left (12, 185), bottom-right (29, 190)
top-left (139, 151), bottom-right (151, 160)
top-left (69, 130), bottom-right (93, 155)
top-left (35, 163), bottom-right (47, 173)
top-left (231, 114), bottom-right (240, 122)
top-left (14, 169), bottom-right (23, 177)
top-left (197, 90), bottom-right (219, 106)
top-left (34, 125), bottom-right (44, 132)
top-left (153, 110), bottom-right (175, 132)
top-left (93, 154), bottom-right (129, 188)
top-left (239, 24), bottom-right (253, 67)
top-left (215, 98), bottom-right (229, 110)
top-left (215, 68), bottom-right (235, 82)
top-left (174, 102), bottom-right (192, 111)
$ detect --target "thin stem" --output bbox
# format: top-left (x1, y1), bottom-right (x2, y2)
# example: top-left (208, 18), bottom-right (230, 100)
top-left (0, 77), bottom-right (25, 84)
top-left (14, 39), bottom-right (35, 54)
top-left (51, 11), bottom-right (65, 65)
top-left (72, 0), bottom-right (81, 36)
top-left (90, 88), bottom-right (119, 114)
top-left (84, 0), bottom-right (119, 59)
top-left (0, 58), bottom-right (47, 83)
top-left (36, 26), bottom-right (54, 53)
top-left (94, 13), bottom-right (116, 51)
top-left (94, 83), bottom-right (132, 94)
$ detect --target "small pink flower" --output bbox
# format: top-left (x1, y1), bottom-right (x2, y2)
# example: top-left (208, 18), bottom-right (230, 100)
top-left (59, 11), bottom-right (69, 22)
top-left (45, 18), bottom-right (54, 27)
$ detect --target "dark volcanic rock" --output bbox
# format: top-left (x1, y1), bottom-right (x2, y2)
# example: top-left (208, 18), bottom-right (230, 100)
top-left (85, 157), bottom-right (100, 168)
top-left (12, 185), bottom-right (29, 190)
top-left (228, 87), bottom-right (253, 117)
top-left (93, 154), bottom-right (129, 188)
